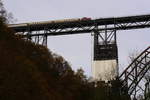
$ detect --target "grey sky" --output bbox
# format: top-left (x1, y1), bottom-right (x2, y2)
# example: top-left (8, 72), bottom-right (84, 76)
top-left (3, 0), bottom-right (150, 76)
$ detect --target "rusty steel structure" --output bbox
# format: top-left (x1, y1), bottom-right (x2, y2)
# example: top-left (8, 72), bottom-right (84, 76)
top-left (9, 14), bottom-right (150, 98)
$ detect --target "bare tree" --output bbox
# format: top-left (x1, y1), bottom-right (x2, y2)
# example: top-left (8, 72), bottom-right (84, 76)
top-left (0, 0), bottom-right (14, 23)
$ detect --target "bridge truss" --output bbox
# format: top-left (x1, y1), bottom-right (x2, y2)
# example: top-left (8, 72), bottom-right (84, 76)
top-left (119, 47), bottom-right (150, 98)
top-left (9, 14), bottom-right (150, 99)
top-left (9, 14), bottom-right (150, 46)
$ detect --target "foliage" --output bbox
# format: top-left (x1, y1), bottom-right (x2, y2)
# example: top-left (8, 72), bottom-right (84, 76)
top-left (89, 78), bottom-right (131, 100)
top-left (0, 0), bottom-right (13, 23)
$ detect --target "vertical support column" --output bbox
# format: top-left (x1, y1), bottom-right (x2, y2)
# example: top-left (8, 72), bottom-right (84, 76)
top-left (42, 35), bottom-right (47, 46)
top-left (92, 26), bottom-right (118, 81)
top-left (26, 25), bottom-right (32, 41)
top-left (31, 29), bottom-right (48, 46)
top-left (26, 32), bottom-right (48, 47)
top-left (33, 35), bottom-right (47, 46)
top-left (145, 81), bottom-right (150, 100)
top-left (42, 29), bottom-right (48, 46)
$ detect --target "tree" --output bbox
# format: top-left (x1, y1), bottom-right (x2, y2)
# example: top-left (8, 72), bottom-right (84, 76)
top-left (0, 0), bottom-right (13, 23)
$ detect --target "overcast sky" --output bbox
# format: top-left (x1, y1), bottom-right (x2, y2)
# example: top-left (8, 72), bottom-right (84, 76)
top-left (3, 0), bottom-right (150, 77)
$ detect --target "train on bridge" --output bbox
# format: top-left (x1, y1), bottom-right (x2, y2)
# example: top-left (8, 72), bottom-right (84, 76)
top-left (8, 17), bottom-right (91, 28)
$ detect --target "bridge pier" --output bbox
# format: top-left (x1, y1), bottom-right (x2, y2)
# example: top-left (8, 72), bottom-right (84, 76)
top-left (26, 31), bottom-right (48, 46)
top-left (92, 26), bottom-right (118, 81)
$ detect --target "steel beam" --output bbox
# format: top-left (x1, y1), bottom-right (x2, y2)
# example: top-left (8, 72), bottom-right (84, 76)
top-left (119, 47), bottom-right (150, 98)
top-left (93, 27), bottom-right (118, 60)
top-left (9, 14), bottom-right (150, 36)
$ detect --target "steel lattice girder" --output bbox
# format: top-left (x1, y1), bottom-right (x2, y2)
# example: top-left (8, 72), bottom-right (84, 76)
top-left (119, 47), bottom-right (150, 97)
top-left (8, 14), bottom-right (150, 36)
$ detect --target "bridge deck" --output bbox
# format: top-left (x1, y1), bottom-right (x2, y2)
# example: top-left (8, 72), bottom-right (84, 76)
top-left (8, 14), bottom-right (150, 36)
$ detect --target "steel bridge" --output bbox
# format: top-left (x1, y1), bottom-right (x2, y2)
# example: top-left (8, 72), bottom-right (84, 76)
top-left (9, 14), bottom-right (150, 46)
top-left (119, 46), bottom-right (150, 98)
top-left (9, 14), bottom-right (150, 99)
